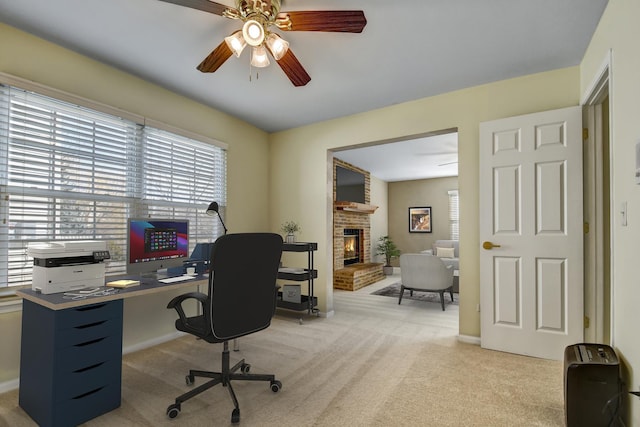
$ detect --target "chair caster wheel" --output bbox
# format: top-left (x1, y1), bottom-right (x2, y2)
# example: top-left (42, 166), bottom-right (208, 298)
top-left (231, 408), bottom-right (240, 424)
top-left (270, 380), bottom-right (282, 392)
top-left (241, 363), bottom-right (251, 373)
top-left (185, 374), bottom-right (194, 385)
top-left (167, 403), bottom-right (181, 419)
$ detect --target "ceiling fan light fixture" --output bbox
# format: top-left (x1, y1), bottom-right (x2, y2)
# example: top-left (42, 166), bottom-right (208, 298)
top-left (242, 19), bottom-right (265, 46)
top-left (224, 31), bottom-right (246, 57)
top-left (266, 33), bottom-right (289, 60)
top-left (250, 46), bottom-right (270, 68)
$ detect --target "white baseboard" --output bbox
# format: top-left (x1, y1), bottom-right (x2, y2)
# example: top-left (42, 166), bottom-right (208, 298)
top-left (0, 378), bottom-right (19, 394)
top-left (458, 334), bottom-right (481, 345)
top-left (122, 331), bottom-right (185, 355)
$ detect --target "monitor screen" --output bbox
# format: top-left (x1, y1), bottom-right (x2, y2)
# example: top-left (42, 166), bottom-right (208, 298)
top-left (126, 218), bottom-right (189, 275)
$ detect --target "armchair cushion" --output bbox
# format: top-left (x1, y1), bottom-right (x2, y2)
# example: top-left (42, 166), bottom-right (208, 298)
top-left (421, 240), bottom-right (459, 271)
top-left (432, 240), bottom-right (459, 258)
top-left (436, 247), bottom-right (456, 258)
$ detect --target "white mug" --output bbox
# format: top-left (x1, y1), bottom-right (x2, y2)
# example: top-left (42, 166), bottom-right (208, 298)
top-left (186, 267), bottom-right (196, 275)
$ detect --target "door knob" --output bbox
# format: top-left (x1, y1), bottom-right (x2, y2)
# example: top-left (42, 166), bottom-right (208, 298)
top-left (482, 241), bottom-right (501, 250)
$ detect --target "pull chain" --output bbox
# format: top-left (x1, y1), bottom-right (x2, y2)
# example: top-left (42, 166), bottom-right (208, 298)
top-left (248, 62), bottom-right (260, 82)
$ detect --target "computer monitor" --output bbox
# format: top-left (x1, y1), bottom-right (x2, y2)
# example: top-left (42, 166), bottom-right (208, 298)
top-left (126, 218), bottom-right (189, 276)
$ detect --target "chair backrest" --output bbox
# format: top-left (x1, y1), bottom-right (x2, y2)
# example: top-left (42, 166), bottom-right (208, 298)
top-left (208, 233), bottom-right (283, 341)
top-left (399, 253), bottom-right (453, 291)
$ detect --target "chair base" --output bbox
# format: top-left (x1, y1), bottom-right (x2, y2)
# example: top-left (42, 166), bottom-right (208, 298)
top-left (166, 341), bottom-right (282, 424)
top-left (398, 285), bottom-right (454, 311)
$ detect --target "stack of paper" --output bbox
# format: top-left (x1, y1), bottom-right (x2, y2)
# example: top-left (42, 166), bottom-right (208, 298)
top-left (106, 279), bottom-right (140, 288)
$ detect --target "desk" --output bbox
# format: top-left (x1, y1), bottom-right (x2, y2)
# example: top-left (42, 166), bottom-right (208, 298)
top-left (16, 275), bottom-right (207, 427)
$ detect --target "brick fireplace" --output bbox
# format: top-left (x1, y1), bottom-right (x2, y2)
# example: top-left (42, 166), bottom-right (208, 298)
top-left (333, 159), bottom-right (384, 290)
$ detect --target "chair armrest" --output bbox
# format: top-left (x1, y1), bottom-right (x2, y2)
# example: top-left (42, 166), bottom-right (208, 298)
top-left (167, 292), bottom-right (208, 324)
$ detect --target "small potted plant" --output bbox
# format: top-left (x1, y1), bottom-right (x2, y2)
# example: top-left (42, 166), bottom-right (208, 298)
top-left (281, 221), bottom-right (300, 243)
top-left (376, 235), bottom-right (400, 275)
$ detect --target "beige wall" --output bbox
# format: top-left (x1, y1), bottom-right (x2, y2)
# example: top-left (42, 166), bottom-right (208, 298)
top-left (580, 0), bottom-right (640, 423)
top-left (388, 176), bottom-right (459, 261)
top-left (270, 66), bottom-right (579, 333)
top-left (0, 23), bottom-right (270, 384)
top-left (369, 175), bottom-right (389, 264)
top-left (0, 309), bottom-right (22, 383)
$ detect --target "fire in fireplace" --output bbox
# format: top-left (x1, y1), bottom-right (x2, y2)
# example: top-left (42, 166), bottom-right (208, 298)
top-left (343, 228), bottom-right (362, 266)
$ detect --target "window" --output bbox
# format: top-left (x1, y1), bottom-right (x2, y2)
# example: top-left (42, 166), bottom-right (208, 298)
top-left (448, 190), bottom-right (459, 240)
top-left (0, 83), bottom-right (226, 289)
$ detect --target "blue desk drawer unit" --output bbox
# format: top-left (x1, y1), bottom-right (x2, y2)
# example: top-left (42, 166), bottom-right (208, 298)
top-left (19, 299), bottom-right (123, 427)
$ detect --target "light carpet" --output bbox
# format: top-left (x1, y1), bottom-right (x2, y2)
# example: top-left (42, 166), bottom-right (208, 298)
top-left (0, 275), bottom-right (564, 426)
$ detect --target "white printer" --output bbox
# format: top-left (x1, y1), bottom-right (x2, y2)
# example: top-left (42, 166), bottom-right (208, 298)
top-left (27, 240), bottom-right (111, 294)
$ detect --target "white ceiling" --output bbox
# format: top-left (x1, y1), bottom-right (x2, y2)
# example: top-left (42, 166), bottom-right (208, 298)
top-left (334, 132), bottom-right (458, 182)
top-left (0, 0), bottom-right (607, 181)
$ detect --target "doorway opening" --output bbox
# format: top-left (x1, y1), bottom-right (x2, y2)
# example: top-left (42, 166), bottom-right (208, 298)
top-left (329, 128), bottom-right (460, 312)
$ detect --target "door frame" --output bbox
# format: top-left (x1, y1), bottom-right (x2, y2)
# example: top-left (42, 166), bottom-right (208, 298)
top-left (581, 50), bottom-right (613, 345)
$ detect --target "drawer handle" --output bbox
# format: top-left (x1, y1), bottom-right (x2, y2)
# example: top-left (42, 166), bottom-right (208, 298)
top-left (74, 362), bottom-right (105, 373)
top-left (76, 303), bottom-right (107, 312)
top-left (73, 386), bottom-right (104, 400)
top-left (75, 337), bottom-right (106, 347)
top-left (75, 320), bottom-right (106, 330)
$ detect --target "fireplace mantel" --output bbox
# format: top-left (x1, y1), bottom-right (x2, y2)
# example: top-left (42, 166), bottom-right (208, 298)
top-left (334, 201), bottom-right (378, 214)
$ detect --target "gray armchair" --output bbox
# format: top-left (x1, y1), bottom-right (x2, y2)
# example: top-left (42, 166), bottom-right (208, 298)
top-left (399, 253), bottom-right (454, 310)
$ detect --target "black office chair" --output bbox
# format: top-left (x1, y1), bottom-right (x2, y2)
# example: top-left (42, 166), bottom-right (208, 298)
top-left (166, 233), bottom-right (284, 424)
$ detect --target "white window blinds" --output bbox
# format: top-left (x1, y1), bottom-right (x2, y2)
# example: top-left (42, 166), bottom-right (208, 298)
top-left (0, 84), bottom-right (226, 289)
top-left (138, 127), bottom-right (227, 244)
top-left (448, 190), bottom-right (459, 240)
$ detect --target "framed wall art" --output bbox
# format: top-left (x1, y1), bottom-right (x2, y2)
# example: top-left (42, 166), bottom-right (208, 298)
top-left (408, 207), bottom-right (432, 233)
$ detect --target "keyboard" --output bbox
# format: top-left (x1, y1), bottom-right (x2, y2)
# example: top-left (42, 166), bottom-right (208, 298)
top-left (158, 275), bottom-right (197, 284)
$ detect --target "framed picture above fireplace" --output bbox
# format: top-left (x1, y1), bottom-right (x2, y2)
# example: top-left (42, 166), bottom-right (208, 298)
top-left (409, 207), bottom-right (432, 233)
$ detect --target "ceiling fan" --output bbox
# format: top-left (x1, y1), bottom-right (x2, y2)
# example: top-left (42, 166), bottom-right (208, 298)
top-left (157, 0), bottom-right (367, 86)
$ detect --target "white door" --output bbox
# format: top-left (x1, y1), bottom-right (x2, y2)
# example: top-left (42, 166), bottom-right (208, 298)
top-left (479, 106), bottom-right (583, 360)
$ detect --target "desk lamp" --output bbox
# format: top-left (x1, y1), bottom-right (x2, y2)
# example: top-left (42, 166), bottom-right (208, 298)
top-left (206, 201), bottom-right (228, 235)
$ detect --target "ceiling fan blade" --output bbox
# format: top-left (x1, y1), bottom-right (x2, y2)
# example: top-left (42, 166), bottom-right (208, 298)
top-left (274, 49), bottom-right (311, 87)
top-left (197, 40), bottom-right (232, 73)
top-left (156, 0), bottom-right (229, 16)
top-left (278, 10), bottom-right (367, 33)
